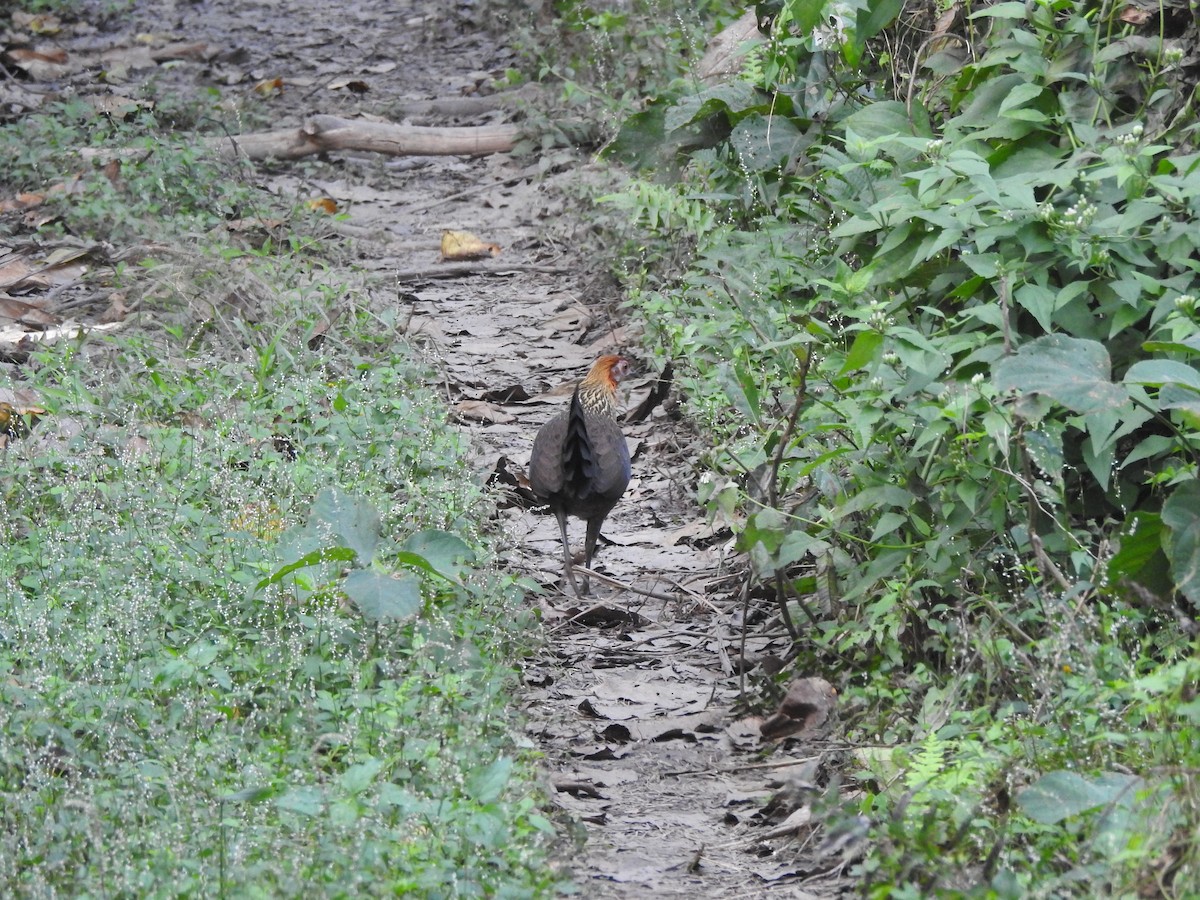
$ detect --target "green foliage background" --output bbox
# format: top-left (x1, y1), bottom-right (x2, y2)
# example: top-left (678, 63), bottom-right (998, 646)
top-left (0, 89), bottom-right (554, 897)
top-left (523, 0), bottom-right (1200, 893)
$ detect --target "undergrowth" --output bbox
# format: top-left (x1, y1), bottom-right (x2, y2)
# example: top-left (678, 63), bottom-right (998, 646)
top-left (532, 0), bottom-right (1200, 894)
top-left (0, 71), bottom-right (554, 898)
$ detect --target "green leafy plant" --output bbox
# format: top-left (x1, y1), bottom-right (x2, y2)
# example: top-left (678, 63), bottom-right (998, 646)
top-left (600, 0), bottom-right (1200, 891)
top-left (0, 85), bottom-right (555, 894)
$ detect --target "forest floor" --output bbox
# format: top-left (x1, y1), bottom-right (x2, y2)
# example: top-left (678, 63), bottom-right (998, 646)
top-left (4, 0), bottom-right (851, 895)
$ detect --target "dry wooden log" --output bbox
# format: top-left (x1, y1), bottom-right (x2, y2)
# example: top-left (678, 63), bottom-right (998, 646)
top-left (210, 115), bottom-right (519, 161)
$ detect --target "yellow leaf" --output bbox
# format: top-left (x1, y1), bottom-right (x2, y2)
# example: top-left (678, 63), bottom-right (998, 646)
top-left (253, 77), bottom-right (285, 96)
top-left (440, 229), bottom-right (501, 261)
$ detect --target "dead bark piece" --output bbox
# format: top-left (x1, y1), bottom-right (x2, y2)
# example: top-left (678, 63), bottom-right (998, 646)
top-left (210, 115), bottom-right (520, 161)
top-left (626, 360), bottom-right (674, 424)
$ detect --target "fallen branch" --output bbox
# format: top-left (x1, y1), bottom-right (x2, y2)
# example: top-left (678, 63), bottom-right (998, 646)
top-left (210, 114), bottom-right (520, 161)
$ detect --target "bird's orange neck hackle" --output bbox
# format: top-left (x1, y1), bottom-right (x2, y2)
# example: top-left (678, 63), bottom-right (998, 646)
top-left (576, 355), bottom-right (629, 418)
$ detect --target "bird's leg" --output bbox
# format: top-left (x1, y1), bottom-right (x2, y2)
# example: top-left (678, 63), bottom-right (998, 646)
top-left (555, 511), bottom-right (584, 597)
top-left (582, 516), bottom-right (608, 597)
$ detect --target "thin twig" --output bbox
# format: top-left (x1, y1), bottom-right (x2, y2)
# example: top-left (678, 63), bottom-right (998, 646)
top-left (665, 754), bottom-right (822, 778)
top-left (569, 565), bottom-right (681, 602)
top-left (404, 172), bottom-right (530, 213)
top-left (394, 262), bottom-right (569, 282)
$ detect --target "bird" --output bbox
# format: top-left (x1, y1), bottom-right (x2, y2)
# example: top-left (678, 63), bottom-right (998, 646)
top-left (528, 355), bottom-right (632, 596)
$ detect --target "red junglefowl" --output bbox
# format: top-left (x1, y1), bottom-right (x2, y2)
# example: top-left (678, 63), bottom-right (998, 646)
top-left (529, 355), bottom-right (632, 596)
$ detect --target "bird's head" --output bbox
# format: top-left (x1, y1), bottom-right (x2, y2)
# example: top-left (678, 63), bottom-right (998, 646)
top-left (583, 355), bottom-right (632, 393)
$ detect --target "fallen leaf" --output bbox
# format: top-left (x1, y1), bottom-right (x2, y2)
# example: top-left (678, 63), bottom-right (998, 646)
top-left (86, 94), bottom-right (152, 120)
top-left (98, 45), bottom-right (158, 73)
top-left (3, 47), bottom-right (70, 80)
top-left (454, 399), bottom-right (515, 424)
top-left (328, 77), bottom-right (370, 94)
top-left (0, 192), bottom-right (45, 213)
top-left (0, 257), bottom-right (41, 291)
top-left (588, 674), bottom-right (721, 720)
top-left (5, 47), bottom-right (69, 64)
top-left (0, 320), bottom-right (124, 351)
top-left (307, 197), bottom-right (339, 214)
top-left (0, 297), bottom-right (58, 327)
top-left (667, 518), bottom-right (728, 546)
top-left (759, 804), bottom-right (813, 840)
top-left (13, 12), bottom-right (62, 34)
top-left (45, 173), bottom-right (88, 197)
top-left (480, 384), bottom-right (531, 403)
top-left (0, 388), bottom-right (46, 439)
top-left (1119, 5), bottom-right (1153, 24)
top-left (760, 677), bottom-right (838, 741)
top-left (253, 77), bottom-right (285, 95)
top-left (150, 42), bottom-right (210, 62)
top-left (440, 229), bottom-right (501, 261)
top-left (99, 293), bottom-right (130, 324)
top-left (931, 3), bottom-right (960, 38)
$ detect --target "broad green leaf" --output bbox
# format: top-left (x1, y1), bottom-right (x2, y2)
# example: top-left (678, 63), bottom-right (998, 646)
top-left (778, 529), bottom-right (830, 568)
top-left (716, 362), bottom-right (761, 423)
top-left (891, 327), bottom-right (950, 379)
top-left (830, 214), bottom-right (882, 238)
top-left (399, 530), bottom-right (476, 582)
top-left (841, 100), bottom-right (932, 142)
top-left (969, 1), bottom-right (1028, 17)
top-left (664, 81), bottom-right (758, 132)
top-left (1162, 482), bottom-right (1200, 603)
top-left (1159, 385), bottom-right (1200, 416)
top-left (1142, 334), bottom-right (1200, 356)
top-left (951, 74), bottom-right (1028, 129)
top-left (1105, 512), bottom-right (1164, 584)
top-left (601, 106), bottom-right (666, 169)
top-left (186, 640), bottom-right (221, 667)
top-left (1124, 360), bottom-right (1200, 391)
top-left (344, 570), bottom-right (421, 623)
top-left (1017, 770), bottom-right (1143, 824)
top-left (993, 335), bottom-right (1128, 414)
top-left (466, 757), bottom-right (513, 805)
top-left (737, 507), bottom-right (788, 554)
top-left (1014, 282), bottom-right (1056, 332)
top-left (341, 758), bottom-right (384, 795)
top-left (782, 0), bottom-right (834, 37)
top-left (999, 83), bottom-right (1044, 116)
top-left (256, 547), bottom-right (357, 590)
top-left (276, 786), bottom-right (324, 817)
top-left (842, 330), bottom-right (884, 373)
top-left (856, 0), bottom-right (905, 43)
top-left (220, 785), bottom-right (274, 804)
top-left (730, 114), bottom-right (804, 173)
top-left (1120, 434), bottom-right (1177, 469)
top-left (1025, 427), bottom-right (1063, 488)
top-left (310, 488), bottom-right (381, 562)
top-left (871, 511), bottom-right (908, 540)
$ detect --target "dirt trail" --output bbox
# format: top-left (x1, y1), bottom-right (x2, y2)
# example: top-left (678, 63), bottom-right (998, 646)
top-left (28, 1), bottom-right (849, 895)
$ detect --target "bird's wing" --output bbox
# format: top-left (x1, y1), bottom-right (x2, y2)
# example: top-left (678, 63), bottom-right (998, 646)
top-left (579, 416), bottom-right (631, 501)
top-left (528, 411), bottom-right (567, 497)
